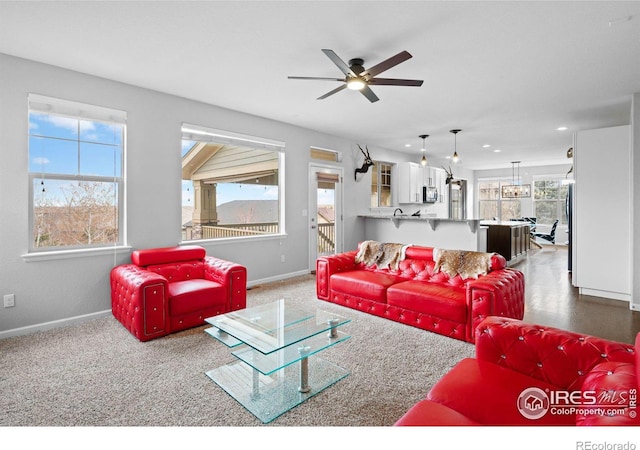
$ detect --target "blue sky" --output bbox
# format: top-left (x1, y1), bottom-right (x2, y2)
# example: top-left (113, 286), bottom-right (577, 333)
top-left (30, 118), bottom-right (332, 208)
top-left (29, 112), bottom-right (122, 177)
top-left (29, 113), bottom-right (122, 206)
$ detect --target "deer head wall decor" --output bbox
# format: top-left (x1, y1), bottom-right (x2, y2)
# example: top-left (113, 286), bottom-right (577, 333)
top-left (354, 144), bottom-right (374, 180)
top-left (442, 165), bottom-right (454, 184)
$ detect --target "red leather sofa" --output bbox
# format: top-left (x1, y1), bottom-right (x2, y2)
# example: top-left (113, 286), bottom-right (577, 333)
top-left (316, 244), bottom-right (524, 343)
top-left (395, 316), bottom-right (639, 426)
top-left (110, 245), bottom-right (246, 341)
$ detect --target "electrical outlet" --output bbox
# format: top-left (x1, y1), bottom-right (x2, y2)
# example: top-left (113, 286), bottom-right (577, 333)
top-left (4, 294), bottom-right (15, 308)
top-left (281, 255), bottom-right (286, 263)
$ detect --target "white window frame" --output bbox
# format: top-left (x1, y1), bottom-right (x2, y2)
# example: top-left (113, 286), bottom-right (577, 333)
top-left (477, 178), bottom-right (523, 220)
top-left (371, 161), bottom-right (393, 208)
top-left (27, 94), bottom-right (126, 254)
top-left (181, 123), bottom-right (286, 242)
top-left (532, 174), bottom-right (569, 227)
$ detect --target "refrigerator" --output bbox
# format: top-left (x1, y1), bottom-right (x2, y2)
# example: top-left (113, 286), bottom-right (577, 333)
top-left (566, 182), bottom-right (573, 271)
top-left (449, 180), bottom-right (467, 220)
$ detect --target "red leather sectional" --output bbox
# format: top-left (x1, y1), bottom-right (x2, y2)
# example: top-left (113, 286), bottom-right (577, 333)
top-left (110, 245), bottom-right (246, 341)
top-left (395, 316), bottom-right (639, 426)
top-left (316, 245), bottom-right (525, 343)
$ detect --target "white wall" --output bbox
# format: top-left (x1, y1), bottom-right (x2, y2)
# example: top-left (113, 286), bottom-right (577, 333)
top-left (574, 125), bottom-right (631, 301)
top-left (633, 94), bottom-right (640, 312)
top-left (0, 54), bottom-right (385, 335)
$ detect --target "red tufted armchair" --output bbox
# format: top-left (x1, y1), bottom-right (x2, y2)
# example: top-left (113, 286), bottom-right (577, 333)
top-left (110, 245), bottom-right (246, 342)
top-left (395, 316), bottom-right (639, 426)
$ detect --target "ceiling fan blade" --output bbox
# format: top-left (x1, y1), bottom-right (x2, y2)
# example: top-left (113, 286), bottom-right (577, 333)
top-left (317, 84), bottom-right (347, 100)
top-left (360, 85), bottom-right (380, 103)
top-left (361, 50), bottom-right (413, 78)
top-left (321, 49), bottom-right (356, 77)
top-left (368, 78), bottom-right (424, 86)
top-left (288, 76), bottom-right (344, 81)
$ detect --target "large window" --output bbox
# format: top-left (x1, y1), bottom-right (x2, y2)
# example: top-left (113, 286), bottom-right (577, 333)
top-left (534, 178), bottom-right (568, 226)
top-left (28, 94), bottom-right (125, 251)
top-left (371, 162), bottom-right (392, 207)
top-left (181, 124), bottom-right (285, 241)
top-left (478, 179), bottom-right (521, 220)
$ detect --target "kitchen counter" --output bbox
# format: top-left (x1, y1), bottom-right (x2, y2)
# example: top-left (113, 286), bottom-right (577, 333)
top-left (358, 214), bottom-right (487, 252)
top-left (359, 214), bottom-right (483, 232)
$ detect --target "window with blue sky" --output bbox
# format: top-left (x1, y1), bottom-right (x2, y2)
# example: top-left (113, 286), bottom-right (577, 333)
top-left (28, 94), bottom-right (125, 250)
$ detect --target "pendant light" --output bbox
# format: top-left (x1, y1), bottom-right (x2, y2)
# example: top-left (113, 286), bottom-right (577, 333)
top-left (501, 161), bottom-right (531, 198)
top-left (419, 134), bottom-right (429, 166)
top-left (450, 129), bottom-right (461, 163)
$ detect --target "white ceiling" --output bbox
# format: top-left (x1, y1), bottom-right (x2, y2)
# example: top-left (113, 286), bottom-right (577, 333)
top-left (1, 1), bottom-right (639, 170)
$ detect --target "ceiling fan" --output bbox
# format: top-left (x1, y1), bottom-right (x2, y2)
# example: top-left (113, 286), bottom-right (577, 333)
top-left (288, 49), bottom-right (423, 103)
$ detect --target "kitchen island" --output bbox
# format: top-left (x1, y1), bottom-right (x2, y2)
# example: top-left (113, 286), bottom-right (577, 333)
top-left (359, 214), bottom-right (487, 252)
top-left (480, 220), bottom-right (531, 262)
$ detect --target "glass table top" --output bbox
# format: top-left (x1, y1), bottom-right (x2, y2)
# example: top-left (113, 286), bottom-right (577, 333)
top-left (205, 298), bottom-right (350, 355)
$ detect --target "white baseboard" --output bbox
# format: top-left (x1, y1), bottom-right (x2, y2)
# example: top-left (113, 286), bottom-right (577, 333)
top-left (579, 287), bottom-right (631, 303)
top-left (247, 269), bottom-right (311, 288)
top-left (0, 309), bottom-right (112, 340)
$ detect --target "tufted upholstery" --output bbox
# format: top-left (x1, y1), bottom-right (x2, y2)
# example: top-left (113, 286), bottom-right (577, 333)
top-left (316, 244), bottom-right (524, 343)
top-left (110, 245), bottom-right (246, 341)
top-left (395, 316), bottom-right (639, 426)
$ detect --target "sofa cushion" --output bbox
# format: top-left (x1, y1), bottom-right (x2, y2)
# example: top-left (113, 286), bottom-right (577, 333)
top-left (132, 245), bottom-right (206, 266)
top-left (168, 279), bottom-right (226, 316)
top-left (146, 260), bottom-right (205, 283)
top-left (386, 280), bottom-right (467, 323)
top-left (330, 271), bottom-right (404, 303)
top-left (426, 358), bottom-right (574, 425)
top-left (394, 399), bottom-right (480, 426)
top-left (576, 361), bottom-right (640, 426)
top-left (636, 332), bottom-right (640, 387)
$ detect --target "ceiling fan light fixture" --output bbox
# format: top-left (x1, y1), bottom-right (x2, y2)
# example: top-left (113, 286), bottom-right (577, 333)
top-left (289, 49), bottom-right (422, 102)
top-left (346, 77), bottom-right (366, 90)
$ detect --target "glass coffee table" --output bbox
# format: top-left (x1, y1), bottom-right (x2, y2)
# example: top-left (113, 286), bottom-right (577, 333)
top-left (204, 299), bottom-right (351, 423)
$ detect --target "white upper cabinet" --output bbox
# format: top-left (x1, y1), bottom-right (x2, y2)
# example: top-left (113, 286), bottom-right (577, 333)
top-left (398, 162), bottom-right (424, 204)
top-left (398, 163), bottom-right (447, 204)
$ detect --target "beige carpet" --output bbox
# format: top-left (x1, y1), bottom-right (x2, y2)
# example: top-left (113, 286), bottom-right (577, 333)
top-left (0, 274), bottom-right (475, 427)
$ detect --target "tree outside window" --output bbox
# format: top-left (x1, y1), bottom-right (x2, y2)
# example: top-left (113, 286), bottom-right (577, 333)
top-left (478, 180), bottom-right (521, 220)
top-left (534, 179), bottom-right (568, 226)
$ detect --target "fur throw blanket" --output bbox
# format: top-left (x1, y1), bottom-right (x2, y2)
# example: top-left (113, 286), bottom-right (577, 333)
top-left (355, 240), bottom-right (409, 270)
top-left (433, 248), bottom-right (495, 280)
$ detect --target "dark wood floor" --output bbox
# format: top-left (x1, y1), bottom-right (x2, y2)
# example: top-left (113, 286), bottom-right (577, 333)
top-left (510, 244), bottom-right (640, 344)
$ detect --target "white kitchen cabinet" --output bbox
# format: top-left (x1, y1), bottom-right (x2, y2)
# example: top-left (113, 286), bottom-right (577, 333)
top-left (398, 163), bottom-right (448, 205)
top-left (398, 162), bottom-right (424, 204)
top-left (573, 125), bottom-right (630, 301)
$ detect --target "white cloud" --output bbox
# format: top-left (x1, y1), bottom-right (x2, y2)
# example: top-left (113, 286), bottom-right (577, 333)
top-left (47, 115), bottom-right (78, 132)
top-left (32, 157), bottom-right (50, 165)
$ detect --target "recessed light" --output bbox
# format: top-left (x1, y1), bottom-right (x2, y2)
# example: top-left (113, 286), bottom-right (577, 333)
top-left (483, 144), bottom-right (491, 148)
top-left (493, 149), bottom-right (501, 153)
top-left (557, 126), bottom-right (568, 131)
top-left (405, 144), bottom-right (412, 147)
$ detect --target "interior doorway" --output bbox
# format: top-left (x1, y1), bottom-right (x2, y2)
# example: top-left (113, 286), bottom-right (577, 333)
top-left (309, 165), bottom-right (343, 272)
